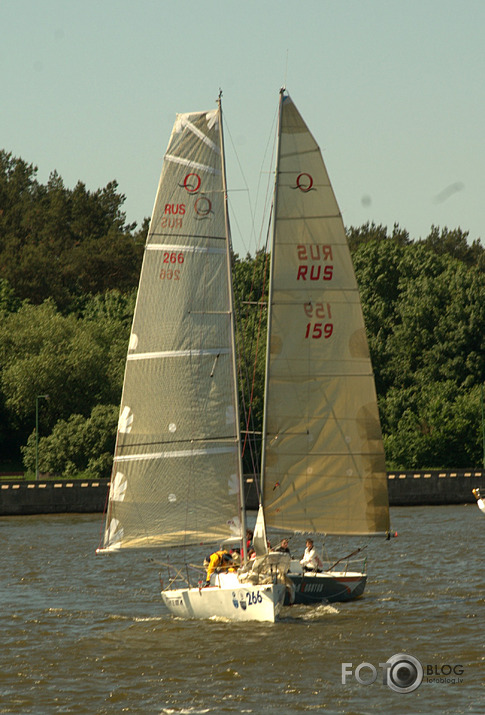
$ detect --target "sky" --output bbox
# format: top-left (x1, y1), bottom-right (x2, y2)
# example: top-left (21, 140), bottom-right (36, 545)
top-left (2, 0), bottom-right (484, 257)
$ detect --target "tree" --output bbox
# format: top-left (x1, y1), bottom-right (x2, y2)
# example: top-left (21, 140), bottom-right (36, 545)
top-left (21, 404), bottom-right (118, 478)
top-left (419, 225), bottom-right (485, 268)
top-left (383, 382), bottom-right (483, 469)
top-left (233, 250), bottom-right (269, 476)
top-left (0, 151), bottom-right (144, 311)
top-left (0, 296), bottom-right (132, 458)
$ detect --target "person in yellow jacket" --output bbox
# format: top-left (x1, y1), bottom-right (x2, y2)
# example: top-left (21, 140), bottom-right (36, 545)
top-left (204, 549), bottom-right (234, 586)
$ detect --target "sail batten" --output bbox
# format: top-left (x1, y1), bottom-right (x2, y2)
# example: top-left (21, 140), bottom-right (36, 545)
top-left (262, 92), bottom-right (390, 537)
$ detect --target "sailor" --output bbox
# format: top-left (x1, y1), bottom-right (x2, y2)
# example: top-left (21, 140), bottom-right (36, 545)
top-left (472, 488), bottom-right (485, 514)
top-left (204, 549), bottom-right (234, 586)
top-left (300, 538), bottom-right (323, 572)
top-left (273, 538), bottom-right (291, 555)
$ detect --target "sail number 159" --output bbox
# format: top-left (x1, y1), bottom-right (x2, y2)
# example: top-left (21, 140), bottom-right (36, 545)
top-left (305, 323), bottom-right (333, 339)
top-left (303, 302), bottom-right (333, 339)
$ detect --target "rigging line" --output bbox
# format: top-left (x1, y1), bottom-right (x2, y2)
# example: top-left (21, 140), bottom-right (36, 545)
top-left (252, 104), bottom-right (279, 257)
top-left (241, 246), bottom-right (270, 460)
top-left (236, 254), bottom-right (262, 420)
top-left (221, 112), bottom-right (257, 254)
top-left (238, 246), bottom-right (272, 505)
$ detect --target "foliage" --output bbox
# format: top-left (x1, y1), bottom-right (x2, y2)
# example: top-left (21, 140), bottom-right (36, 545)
top-left (233, 250), bottom-right (269, 476)
top-left (0, 151), bottom-right (144, 312)
top-left (1, 149), bottom-right (484, 475)
top-left (351, 225), bottom-right (485, 468)
top-left (383, 382), bottom-right (482, 469)
top-left (22, 404), bottom-right (118, 479)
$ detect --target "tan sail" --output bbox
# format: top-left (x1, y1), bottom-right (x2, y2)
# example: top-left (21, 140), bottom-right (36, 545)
top-left (261, 92), bottom-right (390, 536)
top-left (101, 108), bottom-right (244, 550)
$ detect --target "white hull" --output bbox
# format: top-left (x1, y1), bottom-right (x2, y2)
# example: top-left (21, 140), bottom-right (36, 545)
top-left (161, 572), bottom-right (287, 623)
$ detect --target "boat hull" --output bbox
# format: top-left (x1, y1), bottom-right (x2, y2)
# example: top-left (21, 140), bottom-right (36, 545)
top-left (285, 571), bottom-right (367, 605)
top-left (161, 575), bottom-right (287, 622)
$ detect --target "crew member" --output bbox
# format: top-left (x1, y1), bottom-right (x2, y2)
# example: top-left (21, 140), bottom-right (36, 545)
top-left (300, 538), bottom-right (323, 572)
top-left (273, 538), bottom-right (291, 555)
top-left (204, 549), bottom-right (234, 586)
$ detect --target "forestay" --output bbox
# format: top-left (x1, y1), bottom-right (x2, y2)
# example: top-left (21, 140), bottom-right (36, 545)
top-left (101, 108), bottom-right (243, 550)
top-left (261, 93), bottom-right (390, 536)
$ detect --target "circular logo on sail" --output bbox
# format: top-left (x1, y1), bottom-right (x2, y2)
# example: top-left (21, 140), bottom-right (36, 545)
top-left (194, 196), bottom-right (212, 219)
top-left (294, 173), bottom-right (314, 192)
top-left (182, 173), bottom-right (201, 193)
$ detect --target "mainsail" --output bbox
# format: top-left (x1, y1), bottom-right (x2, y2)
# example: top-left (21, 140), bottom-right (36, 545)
top-left (261, 92), bottom-right (390, 536)
top-left (101, 106), bottom-right (244, 550)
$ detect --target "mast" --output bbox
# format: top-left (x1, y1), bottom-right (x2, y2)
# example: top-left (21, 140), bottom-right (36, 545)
top-left (217, 92), bottom-right (248, 562)
top-left (260, 87), bottom-right (285, 503)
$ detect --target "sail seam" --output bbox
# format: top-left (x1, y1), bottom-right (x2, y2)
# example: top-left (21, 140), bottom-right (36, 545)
top-left (127, 348), bottom-right (231, 361)
top-left (280, 149), bottom-right (319, 158)
top-left (117, 435), bottom-right (239, 448)
top-left (276, 214), bottom-right (341, 221)
top-left (146, 244), bottom-right (226, 254)
top-left (148, 233), bottom-right (227, 241)
top-left (115, 446), bottom-right (237, 462)
top-left (179, 117), bottom-right (220, 154)
top-left (164, 154), bottom-right (221, 175)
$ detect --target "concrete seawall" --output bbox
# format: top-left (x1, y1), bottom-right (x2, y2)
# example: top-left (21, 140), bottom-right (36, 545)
top-left (245, 469), bottom-right (484, 509)
top-left (387, 468), bottom-right (484, 506)
top-left (0, 478), bottom-right (109, 516)
top-left (0, 469), bottom-right (483, 515)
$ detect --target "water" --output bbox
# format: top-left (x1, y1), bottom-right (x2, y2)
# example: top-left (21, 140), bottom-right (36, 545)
top-left (0, 506), bottom-right (483, 714)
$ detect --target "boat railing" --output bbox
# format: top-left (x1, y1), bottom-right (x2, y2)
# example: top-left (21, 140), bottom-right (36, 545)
top-left (324, 545), bottom-right (368, 574)
top-left (324, 556), bottom-right (367, 576)
top-left (158, 561), bottom-right (206, 591)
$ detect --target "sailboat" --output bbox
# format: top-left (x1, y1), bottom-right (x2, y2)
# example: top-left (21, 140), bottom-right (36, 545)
top-left (256, 89), bottom-right (390, 604)
top-left (97, 97), bottom-right (289, 622)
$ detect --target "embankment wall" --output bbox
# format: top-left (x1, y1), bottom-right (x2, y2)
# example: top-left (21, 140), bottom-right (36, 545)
top-left (0, 469), bottom-right (483, 515)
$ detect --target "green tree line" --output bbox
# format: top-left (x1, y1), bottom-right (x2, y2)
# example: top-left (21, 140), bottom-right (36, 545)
top-left (1, 150), bottom-right (484, 477)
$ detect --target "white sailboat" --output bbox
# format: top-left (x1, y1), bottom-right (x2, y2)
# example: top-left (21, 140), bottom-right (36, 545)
top-left (98, 97), bottom-right (289, 623)
top-left (258, 89), bottom-right (390, 604)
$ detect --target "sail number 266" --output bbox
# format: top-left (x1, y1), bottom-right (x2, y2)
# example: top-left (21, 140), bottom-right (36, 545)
top-left (159, 252), bottom-right (184, 280)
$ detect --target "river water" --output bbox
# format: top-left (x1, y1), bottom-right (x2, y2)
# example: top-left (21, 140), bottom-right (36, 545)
top-left (0, 505), bottom-right (483, 714)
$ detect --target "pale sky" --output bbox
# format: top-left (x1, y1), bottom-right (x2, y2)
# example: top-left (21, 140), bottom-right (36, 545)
top-left (2, 0), bottom-right (484, 257)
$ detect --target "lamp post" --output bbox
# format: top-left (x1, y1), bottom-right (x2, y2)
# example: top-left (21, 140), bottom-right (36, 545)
top-left (481, 383), bottom-right (485, 470)
top-left (35, 394), bottom-right (49, 481)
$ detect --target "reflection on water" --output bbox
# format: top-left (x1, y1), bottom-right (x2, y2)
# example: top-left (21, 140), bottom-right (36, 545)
top-left (0, 506), bottom-right (483, 713)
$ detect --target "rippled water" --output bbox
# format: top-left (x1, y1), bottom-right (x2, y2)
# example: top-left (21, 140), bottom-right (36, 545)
top-left (0, 505), bottom-right (483, 714)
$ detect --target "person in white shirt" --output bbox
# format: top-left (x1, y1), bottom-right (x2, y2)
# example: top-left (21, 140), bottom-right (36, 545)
top-left (472, 488), bottom-right (485, 515)
top-left (300, 538), bottom-right (323, 572)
